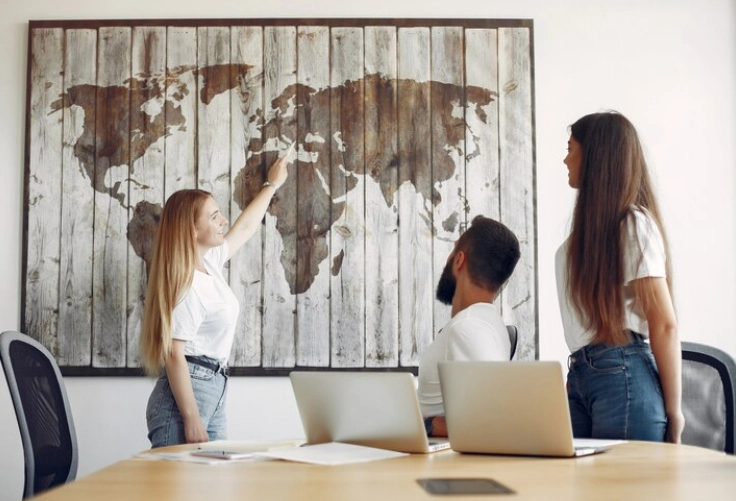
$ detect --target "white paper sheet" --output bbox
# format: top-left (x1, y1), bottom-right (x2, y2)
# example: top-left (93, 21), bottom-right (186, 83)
top-left (255, 442), bottom-right (408, 465)
top-left (135, 439), bottom-right (304, 464)
top-left (136, 450), bottom-right (254, 465)
top-left (573, 438), bottom-right (627, 448)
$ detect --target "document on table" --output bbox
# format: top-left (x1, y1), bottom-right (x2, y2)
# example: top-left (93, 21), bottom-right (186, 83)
top-left (136, 439), bottom-right (304, 465)
top-left (137, 450), bottom-right (249, 465)
top-left (573, 438), bottom-right (627, 448)
top-left (255, 442), bottom-right (408, 465)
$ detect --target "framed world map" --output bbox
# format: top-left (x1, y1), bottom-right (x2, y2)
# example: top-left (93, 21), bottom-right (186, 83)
top-left (22, 18), bottom-right (537, 376)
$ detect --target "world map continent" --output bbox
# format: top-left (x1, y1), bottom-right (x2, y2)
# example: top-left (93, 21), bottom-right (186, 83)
top-left (50, 64), bottom-right (495, 295)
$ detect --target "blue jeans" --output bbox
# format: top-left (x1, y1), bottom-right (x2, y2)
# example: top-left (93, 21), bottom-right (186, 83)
top-left (146, 357), bottom-right (228, 448)
top-left (567, 335), bottom-right (667, 442)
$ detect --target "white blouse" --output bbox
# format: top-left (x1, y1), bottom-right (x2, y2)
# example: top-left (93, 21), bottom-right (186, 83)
top-left (555, 207), bottom-right (667, 353)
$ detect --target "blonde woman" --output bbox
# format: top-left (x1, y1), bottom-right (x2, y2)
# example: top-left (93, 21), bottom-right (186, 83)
top-left (140, 155), bottom-right (289, 448)
top-left (557, 111), bottom-right (683, 443)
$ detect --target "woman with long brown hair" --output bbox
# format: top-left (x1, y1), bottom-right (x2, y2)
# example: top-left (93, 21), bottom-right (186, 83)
top-left (556, 111), bottom-right (684, 442)
top-left (140, 153), bottom-right (289, 448)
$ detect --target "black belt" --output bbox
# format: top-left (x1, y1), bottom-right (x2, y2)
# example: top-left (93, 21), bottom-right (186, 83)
top-left (185, 355), bottom-right (228, 375)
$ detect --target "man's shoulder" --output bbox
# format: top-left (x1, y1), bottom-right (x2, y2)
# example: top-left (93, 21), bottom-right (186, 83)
top-left (444, 303), bottom-right (504, 335)
top-left (454, 302), bottom-right (501, 322)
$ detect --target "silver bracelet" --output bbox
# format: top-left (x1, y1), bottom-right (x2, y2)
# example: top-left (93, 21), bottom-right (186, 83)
top-left (262, 180), bottom-right (278, 191)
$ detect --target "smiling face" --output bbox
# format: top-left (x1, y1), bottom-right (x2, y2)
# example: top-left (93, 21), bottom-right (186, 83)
top-left (564, 135), bottom-right (583, 189)
top-left (194, 196), bottom-right (227, 250)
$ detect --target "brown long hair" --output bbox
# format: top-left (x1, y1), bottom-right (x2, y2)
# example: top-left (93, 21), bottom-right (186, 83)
top-left (139, 189), bottom-right (213, 375)
top-left (566, 111), bottom-right (672, 345)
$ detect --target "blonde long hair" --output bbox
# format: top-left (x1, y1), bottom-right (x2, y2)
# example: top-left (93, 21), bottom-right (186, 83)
top-left (139, 189), bottom-right (213, 376)
top-left (566, 111), bottom-right (673, 346)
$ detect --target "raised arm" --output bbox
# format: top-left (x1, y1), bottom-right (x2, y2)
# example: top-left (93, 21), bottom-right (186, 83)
top-left (635, 276), bottom-right (684, 443)
top-left (224, 151), bottom-right (291, 259)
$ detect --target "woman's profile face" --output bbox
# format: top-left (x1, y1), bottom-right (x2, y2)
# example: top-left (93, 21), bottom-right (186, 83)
top-left (564, 135), bottom-right (582, 189)
top-left (194, 196), bottom-right (227, 249)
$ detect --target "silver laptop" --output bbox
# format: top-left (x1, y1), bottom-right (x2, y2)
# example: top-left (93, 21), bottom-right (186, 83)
top-left (438, 361), bottom-right (612, 457)
top-left (290, 371), bottom-right (450, 454)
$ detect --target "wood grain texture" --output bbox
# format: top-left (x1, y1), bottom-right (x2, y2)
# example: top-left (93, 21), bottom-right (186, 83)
top-left (230, 26), bottom-right (265, 367)
top-left (465, 29), bottom-right (500, 223)
top-left (364, 26), bottom-right (399, 367)
top-left (397, 27), bottom-right (433, 366)
top-left (126, 26), bottom-right (167, 367)
top-left (498, 27), bottom-right (536, 359)
top-left (23, 20), bottom-right (536, 374)
top-left (26, 28), bottom-right (64, 357)
top-left (91, 27), bottom-right (131, 368)
top-left (58, 28), bottom-right (96, 366)
top-left (197, 26), bottom-right (232, 237)
top-left (261, 26), bottom-right (297, 368)
top-left (164, 26), bottom-right (197, 196)
top-left (464, 28), bottom-right (505, 320)
top-left (294, 25), bottom-right (331, 367)
top-left (32, 442), bottom-right (736, 501)
top-left (430, 26), bottom-right (464, 337)
top-left (329, 27), bottom-right (367, 368)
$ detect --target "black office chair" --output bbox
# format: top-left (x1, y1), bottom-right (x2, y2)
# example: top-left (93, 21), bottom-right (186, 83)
top-left (681, 341), bottom-right (736, 454)
top-left (0, 331), bottom-right (78, 498)
top-left (506, 325), bottom-right (518, 360)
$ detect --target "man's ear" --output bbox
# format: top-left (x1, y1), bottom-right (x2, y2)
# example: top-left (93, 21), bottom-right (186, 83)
top-left (453, 250), bottom-right (466, 270)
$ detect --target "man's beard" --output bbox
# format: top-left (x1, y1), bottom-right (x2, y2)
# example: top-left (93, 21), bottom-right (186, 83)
top-left (435, 261), bottom-right (456, 305)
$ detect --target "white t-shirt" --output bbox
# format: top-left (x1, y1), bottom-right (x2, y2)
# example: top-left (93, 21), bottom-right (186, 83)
top-left (555, 207), bottom-right (667, 353)
top-left (417, 303), bottom-right (510, 417)
top-left (171, 242), bottom-right (240, 365)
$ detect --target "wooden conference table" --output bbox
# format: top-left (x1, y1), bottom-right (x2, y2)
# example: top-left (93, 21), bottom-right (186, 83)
top-left (35, 441), bottom-right (736, 500)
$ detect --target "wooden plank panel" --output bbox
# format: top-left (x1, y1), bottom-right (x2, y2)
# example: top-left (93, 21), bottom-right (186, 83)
top-left (261, 26), bottom-right (297, 368)
top-left (164, 27), bottom-right (197, 196)
top-left (23, 20), bottom-right (536, 374)
top-left (92, 26), bottom-right (131, 367)
top-left (430, 26), bottom-right (464, 336)
top-left (127, 26), bottom-right (166, 367)
top-left (25, 28), bottom-right (64, 353)
top-left (465, 29), bottom-right (500, 222)
top-left (330, 27), bottom-right (366, 368)
top-left (498, 27), bottom-right (536, 360)
top-left (364, 26), bottom-right (399, 367)
top-left (295, 26), bottom-right (331, 367)
top-left (397, 28), bottom-right (433, 366)
top-left (197, 27), bottom-right (232, 222)
top-left (57, 28), bottom-right (96, 366)
top-left (230, 26), bottom-right (264, 367)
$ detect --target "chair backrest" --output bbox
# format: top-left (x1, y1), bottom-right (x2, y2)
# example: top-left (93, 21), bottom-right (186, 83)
top-left (0, 331), bottom-right (78, 498)
top-left (506, 325), bottom-right (518, 360)
top-left (681, 341), bottom-right (736, 454)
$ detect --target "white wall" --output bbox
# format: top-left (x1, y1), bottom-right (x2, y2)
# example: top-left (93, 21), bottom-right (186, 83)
top-left (1, 1), bottom-right (734, 499)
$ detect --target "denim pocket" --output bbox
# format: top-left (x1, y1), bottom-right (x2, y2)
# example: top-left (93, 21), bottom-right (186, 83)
top-left (587, 347), bottom-right (625, 373)
top-left (641, 352), bottom-right (664, 397)
top-left (146, 376), bottom-right (172, 422)
top-left (189, 363), bottom-right (216, 381)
